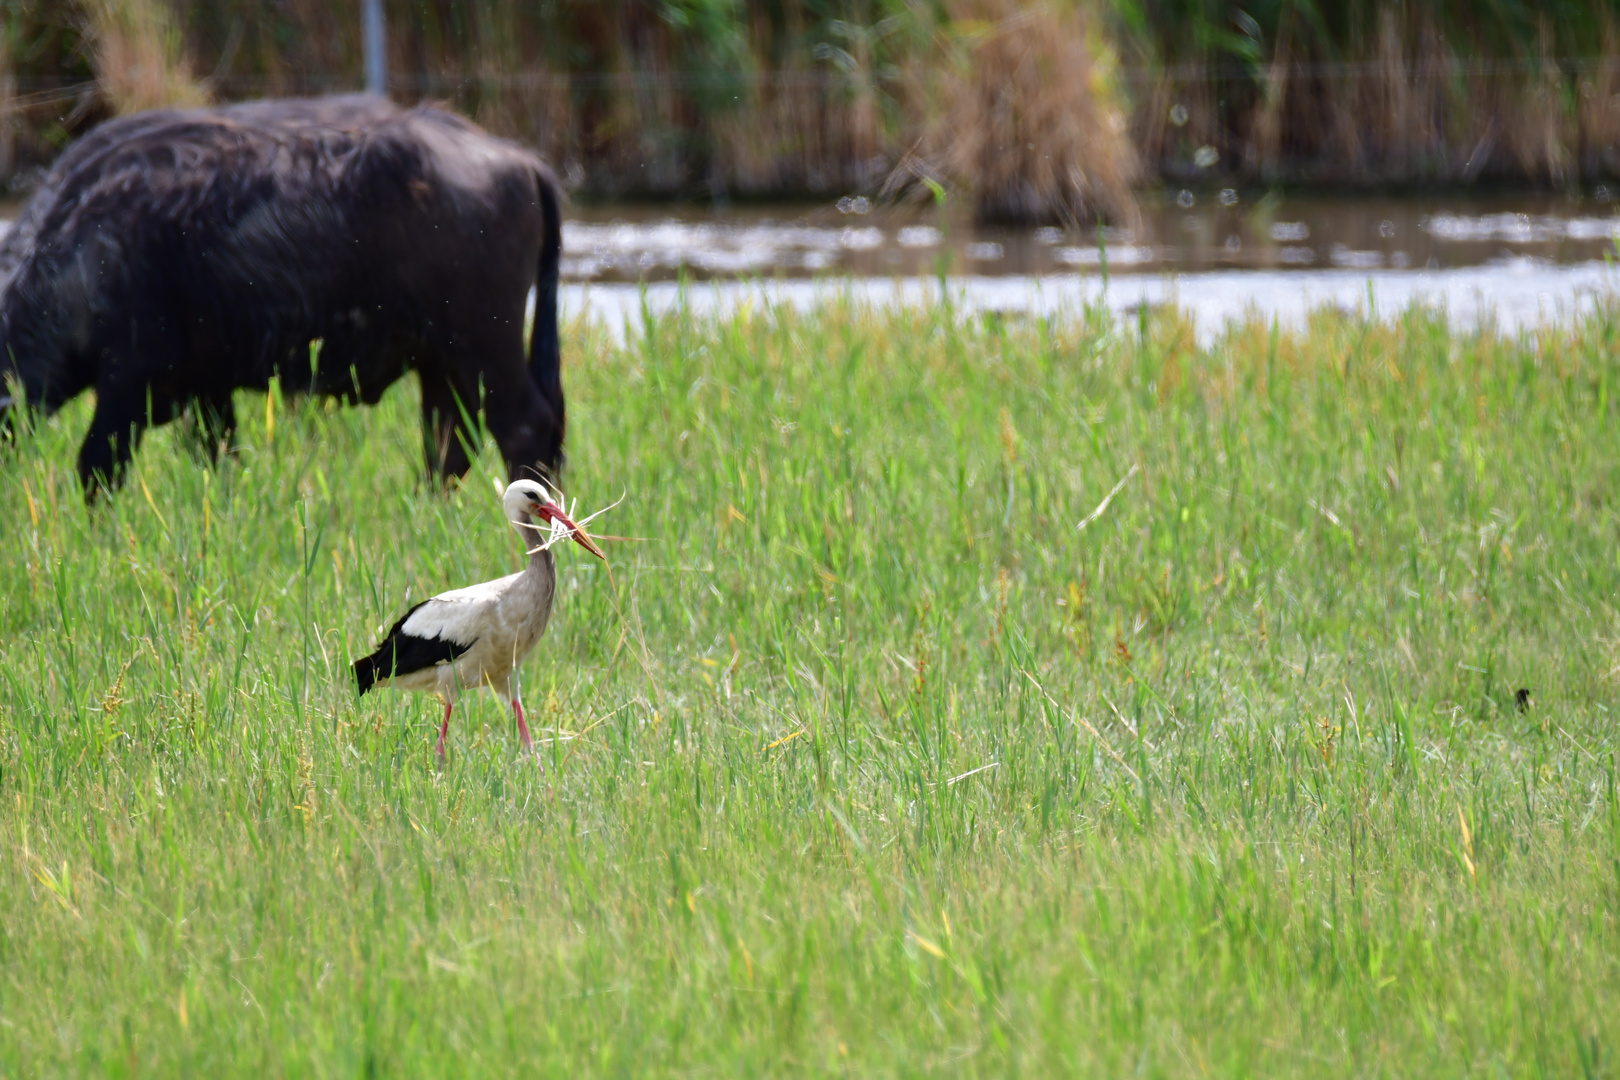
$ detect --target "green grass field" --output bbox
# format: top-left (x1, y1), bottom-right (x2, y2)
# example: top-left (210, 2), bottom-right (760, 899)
top-left (2, 297), bottom-right (1619, 1076)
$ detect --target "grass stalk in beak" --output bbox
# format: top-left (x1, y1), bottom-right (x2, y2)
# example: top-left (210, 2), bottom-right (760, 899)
top-left (537, 503), bottom-right (607, 560)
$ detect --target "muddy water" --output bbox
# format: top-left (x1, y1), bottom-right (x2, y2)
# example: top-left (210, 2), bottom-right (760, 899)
top-left (562, 190), bottom-right (1620, 282)
top-left (559, 190), bottom-right (1620, 341)
top-left (563, 260), bottom-right (1618, 348)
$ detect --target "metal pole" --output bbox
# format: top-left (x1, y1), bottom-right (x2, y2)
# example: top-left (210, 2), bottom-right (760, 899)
top-left (363, 0), bottom-right (387, 96)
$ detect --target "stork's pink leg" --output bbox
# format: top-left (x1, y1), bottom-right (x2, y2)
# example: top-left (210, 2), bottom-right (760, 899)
top-left (512, 699), bottom-right (534, 753)
top-left (435, 701), bottom-right (453, 765)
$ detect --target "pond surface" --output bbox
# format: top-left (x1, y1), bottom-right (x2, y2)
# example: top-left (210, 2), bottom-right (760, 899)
top-left (558, 190), bottom-right (1620, 341)
top-left (561, 260), bottom-right (1617, 347)
top-left (562, 190), bottom-right (1620, 282)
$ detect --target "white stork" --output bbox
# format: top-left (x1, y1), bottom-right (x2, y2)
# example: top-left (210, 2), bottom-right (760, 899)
top-left (353, 479), bottom-right (606, 762)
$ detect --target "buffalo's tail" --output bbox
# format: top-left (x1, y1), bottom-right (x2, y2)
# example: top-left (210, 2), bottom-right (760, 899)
top-left (530, 164), bottom-right (565, 470)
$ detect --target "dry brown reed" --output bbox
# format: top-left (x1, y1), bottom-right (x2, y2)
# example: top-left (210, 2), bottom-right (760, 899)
top-left (98, 0), bottom-right (1137, 222)
top-left (1134, 5), bottom-right (1620, 188)
top-left (914, 0), bottom-right (1138, 224)
top-left (80, 0), bottom-right (209, 115)
top-left (0, 27), bottom-right (15, 179)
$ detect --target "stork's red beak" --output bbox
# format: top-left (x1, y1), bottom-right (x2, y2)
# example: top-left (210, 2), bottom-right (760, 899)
top-left (536, 503), bottom-right (607, 560)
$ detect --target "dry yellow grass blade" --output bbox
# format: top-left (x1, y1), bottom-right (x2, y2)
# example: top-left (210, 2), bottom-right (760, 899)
top-left (78, 0), bottom-right (209, 115)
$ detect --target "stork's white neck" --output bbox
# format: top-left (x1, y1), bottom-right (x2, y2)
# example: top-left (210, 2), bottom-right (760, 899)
top-left (511, 511), bottom-right (557, 575)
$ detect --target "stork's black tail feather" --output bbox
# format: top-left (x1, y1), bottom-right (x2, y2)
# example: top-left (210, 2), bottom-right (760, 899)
top-left (353, 600), bottom-right (471, 696)
top-left (353, 653), bottom-right (380, 695)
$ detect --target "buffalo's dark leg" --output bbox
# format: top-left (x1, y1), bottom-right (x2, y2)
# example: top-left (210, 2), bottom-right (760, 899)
top-left (425, 319), bottom-right (562, 487)
top-left (485, 370), bottom-right (562, 486)
top-left (419, 372), bottom-right (478, 484)
top-left (78, 382), bottom-right (158, 498)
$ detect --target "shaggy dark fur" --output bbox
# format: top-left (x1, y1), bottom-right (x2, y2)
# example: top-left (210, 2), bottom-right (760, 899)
top-left (0, 95), bottom-right (566, 496)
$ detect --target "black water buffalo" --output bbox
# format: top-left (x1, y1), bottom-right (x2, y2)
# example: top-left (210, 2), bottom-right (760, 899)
top-left (0, 95), bottom-right (566, 496)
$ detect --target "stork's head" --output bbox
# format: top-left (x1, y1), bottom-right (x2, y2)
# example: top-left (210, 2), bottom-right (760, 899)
top-left (503, 479), bottom-right (606, 560)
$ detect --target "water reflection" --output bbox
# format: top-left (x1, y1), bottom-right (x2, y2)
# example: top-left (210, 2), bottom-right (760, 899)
top-left (562, 260), bottom-right (1619, 348)
top-left (561, 191), bottom-right (1620, 282)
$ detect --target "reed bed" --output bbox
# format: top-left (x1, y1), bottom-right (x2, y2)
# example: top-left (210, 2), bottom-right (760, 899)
top-left (1122, 0), bottom-right (1620, 186)
top-left (1, 297), bottom-right (1618, 1074)
top-left (14, 0), bottom-right (1620, 218)
top-left (77, 0), bottom-right (207, 115)
top-left (172, 0), bottom-right (1620, 195)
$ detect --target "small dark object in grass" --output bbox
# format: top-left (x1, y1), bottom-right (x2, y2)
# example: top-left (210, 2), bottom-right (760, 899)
top-left (1515, 687), bottom-right (1532, 712)
top-left (0, 95), bottom-right (567, 499)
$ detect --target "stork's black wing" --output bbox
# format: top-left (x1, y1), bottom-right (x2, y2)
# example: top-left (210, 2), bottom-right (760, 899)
top-left (353, 600), bottom-right (475, 694)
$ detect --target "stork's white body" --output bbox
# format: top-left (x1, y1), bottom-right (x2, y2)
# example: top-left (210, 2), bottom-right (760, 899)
top-left (354, 480), bottom-right (603, 761)
top-left (380, 556), bottom-right (556, 705)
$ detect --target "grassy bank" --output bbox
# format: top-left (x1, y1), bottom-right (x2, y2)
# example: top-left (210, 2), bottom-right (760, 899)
top-left (2, 299), bottom-right (1620, 1074)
